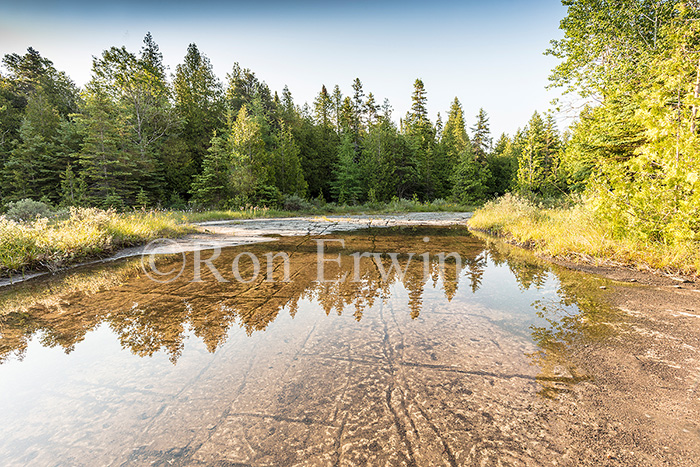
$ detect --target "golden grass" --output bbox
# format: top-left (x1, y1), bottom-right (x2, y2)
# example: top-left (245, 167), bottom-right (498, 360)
top-left (0, 207), bottom-right (191, 276)
top-left (468, 194), bottom-right (700, 277)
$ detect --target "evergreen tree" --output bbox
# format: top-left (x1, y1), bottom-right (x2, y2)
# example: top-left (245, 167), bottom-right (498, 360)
top-left (332, 134), bottom-right (362, 204)
top-left (351, 78), bottom-right (366, 139)
top-left (3, 89), bottom-right (61, 200)
top-left (365, 92), bottom-right (379, 126)
top-left (470, 108), bottom-right (492, 163)
top-left (404, 78), bottom-right (435, 199)
top-left (76, 83), bottom-right (136, 205)
top-left (516, 111), bottom-right (562, 195)
top-left (313, 85), bottom-right (333, 128)
top-left (451, 145), bottom-right (489, 204)
top-left (437, 97), bottom-right (470, 197)
top-left (91, 40), bottom-right (175, 201)
top-left (271, 123), bottom-right (307, 196)
top-left (331, 85), bottom-right (343, 132)
top-left (173, 43), bottom-right (223, 183)
top-left (191, 105), bottom-right (268, 206)
top-left (485, 133), bottom-right (517, 197)
top-left (190, 130), bottom-right (232, 206)
top-left (59, 163), bottom-right (86, 206)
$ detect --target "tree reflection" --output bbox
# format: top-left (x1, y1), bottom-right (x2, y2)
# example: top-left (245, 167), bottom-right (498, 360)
top-left (480, 235), bottom-right (624, 398)
top-left (0, 227), bottom-right (483, 364)
top-left (0, 226), bottom-right (624, 376)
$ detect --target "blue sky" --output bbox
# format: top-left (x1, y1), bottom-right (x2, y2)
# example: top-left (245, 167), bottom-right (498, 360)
top-left (0, 0), bottom-right (568, 137)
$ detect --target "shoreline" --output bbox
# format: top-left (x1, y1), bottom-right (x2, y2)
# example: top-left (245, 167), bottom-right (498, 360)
top-left (0, 212), bottom-right (473, 288)
top-left (468, 226), bottom-right (699, 290)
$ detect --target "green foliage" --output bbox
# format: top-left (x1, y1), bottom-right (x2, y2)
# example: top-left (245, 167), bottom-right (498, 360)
top-left (282, 194), bottom-right (313, 211)
top-left (516, 112), bottom-right (564, 196)
top-left (4, 198), bottom-right (54, 222)
top-left (270, 123), bottom-right (307, 196)
top-left (0, 207), bottom-right (189, 275)
top-left (546, 0), bottom-right (678, 97)
top-left (135, 188), bottom-right (149, 209)
top-left (0, 40), bottom-right (519, 212)
top-left (450, 147), bottom-right (489, 205)
top-left (484, 133), bottom-right (517, 197)
top-left (551, 2), bottom-right (700, 247)
top-left (252, 184), bottom-right (282, 208)
top-left (173, 43), bottom-right (223, 177)
top-left (332, 134), bottom-right (362, 204)
top-left (470, 108), bottom-right (492, 163)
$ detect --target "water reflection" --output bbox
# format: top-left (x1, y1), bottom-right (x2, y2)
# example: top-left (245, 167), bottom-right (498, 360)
top-left (0, 225), bottom-right (635, 466)
top-left (2, 227), bottom-right (483, 363)
top-left (0, 227), bottom-right (619, 370)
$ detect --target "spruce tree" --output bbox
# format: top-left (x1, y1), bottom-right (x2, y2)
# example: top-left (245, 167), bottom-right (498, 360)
top-left (76, 84), bottom-right (136, 205)
top-left (332, 134), bottom-right (362, 204)
top-left (272, 123), bottom-right (307, 196)
top-left (173, 43), bottom-right (223, 178)
top-left (451, 145), bottom-right (489, 205)
top-left (404, 78), bottom-right (435, 199)
top-left (470, 108), bottom-right (492, 163)
top-left (4, 89), bottom-right (61, 201)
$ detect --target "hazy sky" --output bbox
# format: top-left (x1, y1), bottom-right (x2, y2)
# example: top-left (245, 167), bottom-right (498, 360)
top-left (0, 0), bottom-right (568, 137)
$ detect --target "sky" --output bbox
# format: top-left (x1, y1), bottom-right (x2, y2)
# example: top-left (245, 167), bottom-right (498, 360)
top-left (0, 0), bottom-right (568, 137)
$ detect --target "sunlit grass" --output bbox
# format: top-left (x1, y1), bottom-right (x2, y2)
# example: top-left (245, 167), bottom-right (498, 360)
top-left (468, 193), bottom-right (700, 277)
top-left (0, 207), bottom-right (191, 276)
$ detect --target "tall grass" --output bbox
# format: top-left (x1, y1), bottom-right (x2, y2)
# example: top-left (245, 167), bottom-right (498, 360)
top-left (0, 207), bottom-right (190, 276)
top-left (468, 194), bottom-right (700, 277)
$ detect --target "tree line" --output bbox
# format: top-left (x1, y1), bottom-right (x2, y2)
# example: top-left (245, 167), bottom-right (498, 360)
top-left (0, 33), bottom-right (566, 210)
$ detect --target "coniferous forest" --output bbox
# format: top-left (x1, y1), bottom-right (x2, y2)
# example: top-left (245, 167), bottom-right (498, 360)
top-left (2, 0), bottom-right (700, 252)
top-left (0, 33), bottom-right (564, 211)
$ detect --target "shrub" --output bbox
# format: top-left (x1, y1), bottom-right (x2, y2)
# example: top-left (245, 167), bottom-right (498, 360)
top-left (4, 199), bottom-right (54, 222)
top-left (252, 185), bottom-right (282, 208)
top-left (282, 194), bottom-right (313, 212)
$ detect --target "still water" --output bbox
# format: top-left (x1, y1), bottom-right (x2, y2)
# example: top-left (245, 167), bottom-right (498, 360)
top-left (0, 226), bottom-right (645, 465)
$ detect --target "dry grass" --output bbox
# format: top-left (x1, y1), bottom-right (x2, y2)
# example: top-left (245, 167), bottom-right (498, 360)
top-left (0, 207), bottom-right (191, 276)
top-left (468, 194), bottom-right (700, 277)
